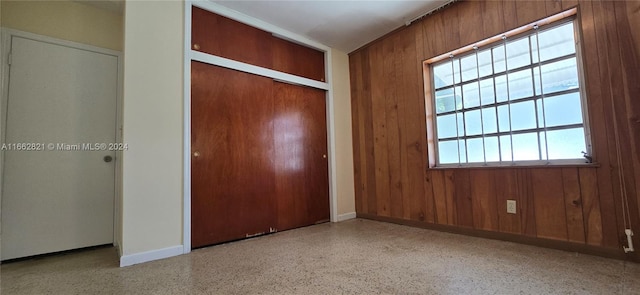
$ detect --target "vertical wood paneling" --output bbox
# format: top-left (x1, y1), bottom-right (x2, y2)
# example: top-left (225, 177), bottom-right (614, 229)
top-left (444, 170), bottom-right (457, 225)
top-left (441, 4), bottom-right (461, 54)
top-left (431, 170), bottom-right (448, 224)
top-left (593, 0), bottom-right (629, 247)
top-left (422, 12), bottom-right (446, 59)
top-left (457, 0), bottom-right (484, 47)
top-left (350, 0), bottom-right (640, 257)
top-left (614, 1), bottom-right (640, 245)
top-left (502, 0), bottom-right (518, 31)
top-left (532, 169), bottom-right (567, 241)
top-left (579, 168), bottom-right (603, 246)
top-left (561, 0), bottom-right (579, 10)
top-left (579, 0), bottom-right (618, 248)
top-left (495, 169), bottom-right (521, 234)
top-left (481, 0), bottom-right (505, 38)
top-left (382, 36), bottom-right (404, 219)
top-left (515, 1), bottom-right (547, 25)
top-left (545, 0), bottom-right (562, 15)
top-left (454, 170), bottom-right (474, 228)
top-left (369, 42), bottom-right (390, 217)
top-left (562, 168), bottom-right (586, 243)
top-left (361, 50), bottom-right (378, 216)
top-left (471, 170), bottom-right (498, 231)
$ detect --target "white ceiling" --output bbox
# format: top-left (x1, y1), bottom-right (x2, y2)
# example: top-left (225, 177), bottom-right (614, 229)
top-left (213, 0), bottom-right (450, 53)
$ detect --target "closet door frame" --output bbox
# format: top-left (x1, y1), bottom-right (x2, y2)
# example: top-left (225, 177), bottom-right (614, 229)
top-left (183, 0), bottom-right (338, 254)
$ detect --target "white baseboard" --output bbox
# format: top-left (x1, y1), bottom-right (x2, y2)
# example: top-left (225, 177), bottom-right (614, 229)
top-left (336, 212), bottom-right (356, 222)
top-left (119, 245), bottom-right (183, 267)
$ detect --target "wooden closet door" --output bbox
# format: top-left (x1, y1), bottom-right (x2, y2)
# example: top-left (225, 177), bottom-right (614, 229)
top-left (191, 61), bottom-right (276, 248)
top-left (273, 82), bottom-right (330, 231)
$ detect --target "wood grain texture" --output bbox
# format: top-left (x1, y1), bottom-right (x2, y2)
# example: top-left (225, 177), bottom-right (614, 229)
top-left (532, 169), bottom-right (567, 241)
top-left (494, 169), bottom-right (521, 234)
top-left (349, 0), bottom-right (640, 259)
top-left (457, 0), bottom-right (484, 47)
top-left (422, 12), bottom-right (446, 59)
top-left (382, 35), bottom-right (404, 219)
top-left (579, 168), bottom-right (603, 246)
top-left (470, 170), bottom-right (498, 231)
top-left (444, 170), bottom-right (457, 225)
top-left (454, 170), bottom-right (473, 228)
top-left (272, 37), bottom-right (325, 82)
top-left (273, 82), bottom-right (330, 231)
top-left (191, 62), bottom-right (276, 248)
top-left (192, 7), bottom-right (272, 69)
top-left (588, 0), bottom-right (621, 248)
top-left (562, 168), bottom-right (586, 243)
top-left (481, 0), bottom-right (505, 38)
top-left (515, 1), bottom-right (547, 25)
top-left (431, 170), bottom-right (448, 225)
top-left (370, 42), bottom-right (391, 217)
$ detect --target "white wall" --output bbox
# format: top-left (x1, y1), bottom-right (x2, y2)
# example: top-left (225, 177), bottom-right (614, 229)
top-left (121, 0), bottom-right (183, 257)
top-left (331, 50), bottom-right (356, 216)
top-left (121, 1), bottom-right (354, 264)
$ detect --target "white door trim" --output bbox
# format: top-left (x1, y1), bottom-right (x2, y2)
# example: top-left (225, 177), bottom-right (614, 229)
top-left (0, 27), bottom-right (124, 254)
top-left (183, 0), bottom-right (339, 254)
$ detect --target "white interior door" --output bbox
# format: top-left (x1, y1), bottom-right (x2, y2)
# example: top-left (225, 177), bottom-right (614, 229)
top-left (1, 36), bottom-right (118, 260)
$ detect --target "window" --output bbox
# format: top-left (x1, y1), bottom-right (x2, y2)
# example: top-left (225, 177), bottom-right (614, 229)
top-left (429, 18), bottom-right (590, 167)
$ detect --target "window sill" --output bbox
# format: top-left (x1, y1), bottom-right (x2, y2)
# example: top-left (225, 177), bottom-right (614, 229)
top-left (428, 162), bottom-right (601, 170)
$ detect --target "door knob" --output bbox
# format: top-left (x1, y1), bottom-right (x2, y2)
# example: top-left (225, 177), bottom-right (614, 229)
top-left (193, 151), bottom-right (201, 158)
top-left (103, 155), bottom-right (113, 163)
top-left (322, 154), bottom-right (327, 159)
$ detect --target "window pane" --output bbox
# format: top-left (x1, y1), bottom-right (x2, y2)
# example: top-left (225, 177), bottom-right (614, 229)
top-left (460, 55), bottom-right (478, 82)
top-left (512, 133), bottom-right (539, 161)
top-left (479, 78), bottom-right (495, 105)
top-left (437, 114), bottom-right (457, 139)
top-left (434, 63), bottom-right (453, 89)
top-left (510, 100), bottom-right (537, 131)
top-left (547, 128), bottom-right (586, 159)
top-left (533, 66), bottom-right (542, 95)
top-left (467, 138), bottom-right (485, 163)
top-left (539, 132), bottom-right (547, 160)
top-left (465, 110), bottom-right (482, 136)
top-left (506, 37), bottom-right (531, 70)
top-left (482, 107), bottom-right (497, 134)
top-left (541, 57), bottom-right (579, 94)
top-left (508, 69), bottom-right (533, 100)
top-left (493, 45), bottom-right (506, 73)
top-left (495, 75), bottom-right (508, 103)
top-left (537, 22), bottom-right (576, 62)
top-left (543, 92), bottom-right (583, 127)
top-left (497, 105), bottom-right (510, 132)
top-left (434, 87), bottom-right (460, 114)
top-left (500, 135), bottom-right (512, 161)
top-left (462, 81), bottom-right (480, 108)
top-left (478, 49), bottom-right (493, 78)
top-left (453, 59), bottom-right (461, 84)
top-left (484, 136), bottom-right (500, 162)
top-left (531, 35), bottom-right (539, 63)
top-left (459, 140), bottom-right (467, 163)
top-left (439, 140), bottom-right (459, 164)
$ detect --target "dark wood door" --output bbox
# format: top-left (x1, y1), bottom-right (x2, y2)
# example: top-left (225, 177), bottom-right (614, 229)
top-left (191, 61), bottom-right (277, 248)
top-left (273, 82), bottom-right (330, 231)
top-left (191, 62), bottom-right (330, 248)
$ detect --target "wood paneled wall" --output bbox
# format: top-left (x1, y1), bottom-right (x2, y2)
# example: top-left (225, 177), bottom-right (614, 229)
top-left (349, 0), bottom-right (640, 259)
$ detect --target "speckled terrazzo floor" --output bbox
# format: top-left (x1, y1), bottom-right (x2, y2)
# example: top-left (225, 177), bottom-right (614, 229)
top-left (1, 219), bottom-right (639, 294)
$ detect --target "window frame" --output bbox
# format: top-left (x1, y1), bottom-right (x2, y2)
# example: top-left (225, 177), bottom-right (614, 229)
top-left (426, 15), bottom-right (592, 168)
